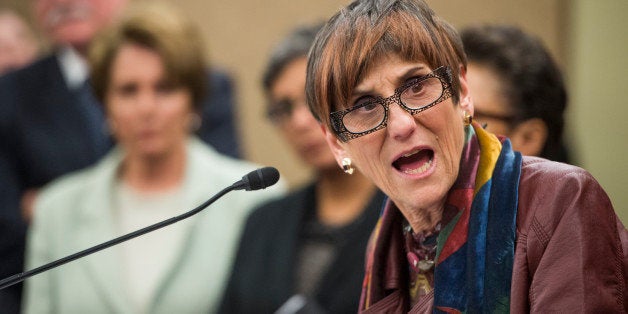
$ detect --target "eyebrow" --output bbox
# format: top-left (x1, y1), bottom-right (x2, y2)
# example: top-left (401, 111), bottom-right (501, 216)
top-left (352, 65), bottom-right (428, 98)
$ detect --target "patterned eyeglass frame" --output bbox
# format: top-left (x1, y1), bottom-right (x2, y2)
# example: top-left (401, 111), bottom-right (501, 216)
top-left (329, 66), bottom-right (453, 142)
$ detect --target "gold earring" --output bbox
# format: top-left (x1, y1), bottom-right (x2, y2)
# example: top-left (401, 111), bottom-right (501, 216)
top-left (342, 157), bottom-right (354, 175)
top-left (463, 111), bottom-right (473, 126)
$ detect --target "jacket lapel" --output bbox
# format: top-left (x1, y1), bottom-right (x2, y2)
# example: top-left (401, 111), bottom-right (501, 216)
top-left (46, 56), bottom-right (108, 159)
top-left (74, 149), bottom-right (132, 313)
top-left (146, 139), bottom-right (217, 311)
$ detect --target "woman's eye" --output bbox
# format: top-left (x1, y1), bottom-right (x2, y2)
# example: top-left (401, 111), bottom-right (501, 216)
top-left (116, 84), bottom-right (137, 96)
top-left (156, 81), bottom-right (177, 94)
top-left (408, 80), bottom-right (426, 95)
top-left (352, 96), bottom-right (376, 109)
top-left (355, 101), bottom-right (379, 113)
top-left (269, 100), bottom-right (294, 118)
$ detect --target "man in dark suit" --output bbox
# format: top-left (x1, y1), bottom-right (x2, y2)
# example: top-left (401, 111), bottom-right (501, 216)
top-left (199, 70), bottom-right (242, 159)
top-left (0, 1), bottom-right (130, 312)
top-left (0, 1), bottom-right (241, 312)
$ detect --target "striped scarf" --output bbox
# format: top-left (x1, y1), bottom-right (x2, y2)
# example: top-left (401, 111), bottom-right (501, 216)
top-left (360, 122), bottom-right (522, 313)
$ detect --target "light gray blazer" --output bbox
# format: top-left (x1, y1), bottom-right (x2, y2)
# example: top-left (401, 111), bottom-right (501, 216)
top-left (23, 138), bottom-right (285, 314)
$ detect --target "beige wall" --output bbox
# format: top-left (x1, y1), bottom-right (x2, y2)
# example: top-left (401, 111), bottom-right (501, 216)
top-left (176, 0), bottom-right (626, 221)
top-left (427, 0), bottom-right (568, 66)
top-left (177, 0), bottom-right (352, 188)
top-left (568, 0), bottom-right (628, 222)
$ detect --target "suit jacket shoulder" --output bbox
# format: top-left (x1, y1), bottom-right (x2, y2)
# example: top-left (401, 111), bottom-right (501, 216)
top-left (0, 55), bottom-right (61, 125)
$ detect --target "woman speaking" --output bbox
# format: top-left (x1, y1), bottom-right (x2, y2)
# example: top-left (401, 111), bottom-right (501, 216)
top-left (306, 0), bottom-right (628, 312)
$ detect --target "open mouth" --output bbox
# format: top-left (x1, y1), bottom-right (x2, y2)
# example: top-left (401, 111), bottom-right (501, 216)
top-left (393, 149), bottom-right (434, 175)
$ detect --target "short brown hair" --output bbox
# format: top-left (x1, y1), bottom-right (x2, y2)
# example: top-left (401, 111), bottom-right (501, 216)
top-left (89, 1), bottom-right (207, 110)
top-left (306, 0), bottom-right (466, 133)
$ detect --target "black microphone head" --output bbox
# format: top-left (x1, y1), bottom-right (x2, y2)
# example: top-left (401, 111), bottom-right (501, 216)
top-left (241, 167), bottom-right (280, 191)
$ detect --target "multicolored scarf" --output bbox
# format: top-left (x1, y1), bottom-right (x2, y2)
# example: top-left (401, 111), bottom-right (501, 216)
top-left (359, 122), bottom-right (522, 313)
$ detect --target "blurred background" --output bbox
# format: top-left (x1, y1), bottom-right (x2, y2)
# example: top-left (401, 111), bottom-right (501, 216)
top-left (4, 0), bottom-right (627, 222)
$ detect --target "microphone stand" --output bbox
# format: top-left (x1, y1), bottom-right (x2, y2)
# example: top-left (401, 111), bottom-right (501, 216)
top-left (0, 184), bottom-right (238, 290)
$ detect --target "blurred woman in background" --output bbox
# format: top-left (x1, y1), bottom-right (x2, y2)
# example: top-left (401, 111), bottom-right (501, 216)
top-left (23, 2), bottom-right (284, 313)
top-left (220, 24), bottom-right (384, 314)
top-left (461, 24), bottom-right (570, 163)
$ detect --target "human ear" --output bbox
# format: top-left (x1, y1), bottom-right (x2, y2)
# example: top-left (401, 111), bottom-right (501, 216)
top-left (509, 118), bottom-right (548, 156)
top-left (320, 123), bottom-right (349, 169)
top-left (457, 64), bottom-right (474, 116)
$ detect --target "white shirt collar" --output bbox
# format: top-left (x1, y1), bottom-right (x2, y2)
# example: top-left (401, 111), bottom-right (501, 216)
top-left (57, 46), bottom-right (88, 90)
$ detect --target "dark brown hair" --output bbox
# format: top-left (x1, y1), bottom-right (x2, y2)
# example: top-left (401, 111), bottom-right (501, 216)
top-left (262, 23), bottom-right (323, 94)
top-left (461, 24), bottom-right (569, 163)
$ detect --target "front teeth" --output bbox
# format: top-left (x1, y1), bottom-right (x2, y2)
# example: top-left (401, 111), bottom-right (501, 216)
top-left (402, 149), bottom-right (421, 157)
top-left (403, 158), bottom-right (432, 175)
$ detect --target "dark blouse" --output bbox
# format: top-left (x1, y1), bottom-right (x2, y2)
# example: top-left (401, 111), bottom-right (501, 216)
top-left (219, 182), bottom-right (386, 314)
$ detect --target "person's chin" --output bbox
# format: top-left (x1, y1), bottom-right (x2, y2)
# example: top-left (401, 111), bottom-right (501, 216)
top-left (407, 186), bottom-right (448, 214)
top-left (134, 143), bottom-right (168, 158)
top-left (138, 150), bottom-right (168, 161)
top-left (52, 26), bottom-right (95, 47)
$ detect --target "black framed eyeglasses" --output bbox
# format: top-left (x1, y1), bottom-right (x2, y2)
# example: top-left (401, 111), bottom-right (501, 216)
top-left (329, 66), bottom-right (453, 142)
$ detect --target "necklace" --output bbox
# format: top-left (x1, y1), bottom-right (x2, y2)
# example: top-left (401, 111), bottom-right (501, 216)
top-left (403, 222), bottom-right (440, 272)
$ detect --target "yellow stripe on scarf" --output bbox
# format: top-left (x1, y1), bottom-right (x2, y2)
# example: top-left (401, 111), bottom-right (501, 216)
top-left (473, 125), bottom-right (502, 196)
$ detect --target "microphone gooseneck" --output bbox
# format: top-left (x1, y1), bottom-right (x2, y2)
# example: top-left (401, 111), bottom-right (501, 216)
top-left (0, 167), bottom-right (280, 291)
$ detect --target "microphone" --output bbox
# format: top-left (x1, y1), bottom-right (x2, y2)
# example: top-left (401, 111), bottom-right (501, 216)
top-left (0, 166), bottom-right (280, 290)
top-left (233, 166), bottom-right (280, 191)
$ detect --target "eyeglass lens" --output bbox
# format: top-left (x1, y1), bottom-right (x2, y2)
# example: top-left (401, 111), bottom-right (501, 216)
top-left (342, 76), bottom-right (444, 133)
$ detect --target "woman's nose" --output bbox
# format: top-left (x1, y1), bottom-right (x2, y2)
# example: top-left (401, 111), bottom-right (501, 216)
top-left (136, 90), bottom-right (157, 110)
top-left (386, 102), bottom-right (416, 140)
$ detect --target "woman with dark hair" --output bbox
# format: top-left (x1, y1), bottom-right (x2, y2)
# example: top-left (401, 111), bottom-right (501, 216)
top-left (219, 24), bottom-right (384, 314)
top-left (306, 0), bottom-right (627, 312)
top-left (462, 24), bottom-right (570, 163)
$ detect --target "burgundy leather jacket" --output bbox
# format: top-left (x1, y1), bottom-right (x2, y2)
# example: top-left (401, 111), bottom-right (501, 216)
top-left (362, 157), bottom-right (628, 313)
